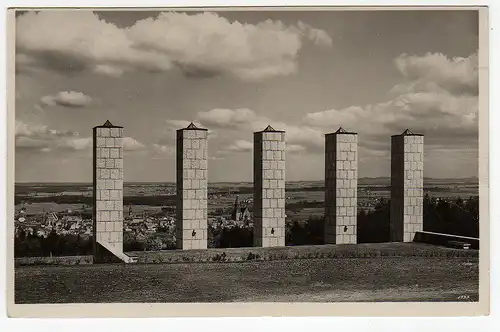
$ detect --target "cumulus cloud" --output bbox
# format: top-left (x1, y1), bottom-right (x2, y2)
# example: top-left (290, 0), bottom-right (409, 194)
top-left (197, 108), bottom-right (324, 152)
top-left (123, 137), bottom-right (146, 151)
top-left (164, 119), bottom-right (216, 138)
top-left (15, 120), bottom-right (92, 152)
top-left (15, 121), bottom-right (147, 154)
top-left (287, 144), bottom-right (307, 153)
top-left (16, 11), bottom-right (171, 76)
top-left (296, 21), bottom-right (333, 47)
top-left (93, 64), bottom-right (124, 77)
top-left (165, 119), bottom-right (202, 130)
top-left (393, 52), bottom-right (478, 96)
top-left (196, 51), bottom-right (478, 161)
top-left (198, 108), bottom-right (269, 132)
top-left (16, 11), bottom-right (332, 81)
top-left (150, 143), bottom-right (176, 160)
top-left (150, 119), bottom-right (215, 157)
top-left (64, 137), bottom-right (93, 150)
top-left (40, 91), bottom-right (92, 108)
top-left (219, 138), bottom-right (306, 155)
top-left (304, 92), bottom-right (478, 142)
top-left (152, 143), bottom-right (175, 155)
top-left (221, 140), bottom-right (253, 153)
top-left (197, 108), bottom-right (257, 129)
top-left (303, 52), bottom-right (478, 152)
top-left (169, 109), bottom-right (315, 156)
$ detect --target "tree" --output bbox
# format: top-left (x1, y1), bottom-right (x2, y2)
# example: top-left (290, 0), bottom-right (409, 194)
top-left (43, 230), bottom-right (60, 256)
top-left (357, 199), bottom-right (391, 243)
top-left (145, 237), bottom-right (163, 251)
top-left (218, 226), bottom-right (252, 248)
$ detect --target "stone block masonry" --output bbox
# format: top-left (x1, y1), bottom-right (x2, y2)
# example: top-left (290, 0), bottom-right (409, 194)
top-left (324, 128), bottom-right (358, 244)
top-left (253, 125), bottom-right (286, 247)
top-left (93, 120), bottom-right (124, 263)
top-left (390, 129), bottom-right (424, 242)
top-left (176, 123), bottom-right (208, 250)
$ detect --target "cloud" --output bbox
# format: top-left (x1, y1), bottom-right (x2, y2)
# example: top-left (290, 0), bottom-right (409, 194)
top-left (64, 137), bottom-right (93, 150)
top-left (303, 52), bottom-right (478, 152)
top-left (40, 91), bottom-right (92, 108)
top-left (123, 137), bottom-right (146, 151)
top-left (16, 11), bottom-right (332, 81)
top-left (393, 52), bottom-right (478, 96)
top-left (219, 139), bottom-right (306, 156)
top-left (304, 92), bottom-right (477, 142)
top-left (16, 11), bottom-right (171, 76)
top-left (197, 51), bottom-right (478, 162)
top-left (221, 140), bottom-right (253, 153)
top-left (151, 120), bottom-right (193, 152)
top-left (15, 53), bottom-right (42, 75)
top-left (127, 12), bottom-right (332, 81)
top-left (197, 108), bottom-right (324, 152)
top-left (164, 119), bottom-right (216, 139)
top-left (152, 143), bottom-right (175, 155)
top-left (150, 143), bottom-right (176, 160)
top-left (296, 21), bottom-right (333, 47)
top-left (197, 108), bottom-right (257, 129)
top-left (34, 104), bottom-right (45, 113)
top-left (93, 64), bottom-right (124, 77)
top-left (150, 119), bottom-right (215, 158)
top-left (287, 144), bottom-right (307, 153)
top-left (197, 108), bottom-right (270, 132)
top-left (165, 119), bottom-right (202, 130)
top-left (15, 120), bottom-right (92, 152)
top-left (15, 121), bottom-right (147, 154)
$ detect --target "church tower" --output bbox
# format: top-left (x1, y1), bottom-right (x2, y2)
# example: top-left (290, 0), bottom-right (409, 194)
top-left (231, 195), bottom-right (241, 221)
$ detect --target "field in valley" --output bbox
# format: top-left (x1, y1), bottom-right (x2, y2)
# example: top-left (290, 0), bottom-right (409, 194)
top-left (14, 178), bottom-right (479, 217)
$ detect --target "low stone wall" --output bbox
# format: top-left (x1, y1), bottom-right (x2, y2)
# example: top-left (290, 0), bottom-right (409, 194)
top-left (129, 242), bottom-right (478, 264)
top-left (14, 242), bottom-right (478, 266)
top-left (414, 231), bottom-right (479, 249)
top-left (15, 255), bottom-right (93, 267)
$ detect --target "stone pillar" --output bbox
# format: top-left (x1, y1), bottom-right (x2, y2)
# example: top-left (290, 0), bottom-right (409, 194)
top-left (176, 123), bottom-right (208, 250)
top-left (253, 125), bottom-right (286, 247)
top-left (324, 128), bottom-right (358, 244)
top-left (390, 129), bottom-right (424, 242)
top-left (93, 120), bottom-right (124, 263)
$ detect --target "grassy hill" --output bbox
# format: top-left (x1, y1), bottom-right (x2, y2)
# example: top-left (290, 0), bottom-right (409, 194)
top-left (15, 256), bottom-right (478, 303)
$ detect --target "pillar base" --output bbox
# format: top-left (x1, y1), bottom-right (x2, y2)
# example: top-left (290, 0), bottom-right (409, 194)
top-left (93, 241), bottom-right (136, 264)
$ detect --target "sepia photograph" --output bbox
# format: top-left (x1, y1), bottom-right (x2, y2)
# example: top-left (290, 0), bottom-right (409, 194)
top-left (6, 5), bottom-right (489, 317)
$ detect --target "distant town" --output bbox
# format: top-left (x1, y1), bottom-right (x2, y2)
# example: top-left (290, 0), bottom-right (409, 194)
top-left (14, 179), bottom-right (478, 241)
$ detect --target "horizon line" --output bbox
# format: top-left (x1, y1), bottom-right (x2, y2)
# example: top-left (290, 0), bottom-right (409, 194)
top-left (14, 176), bottom-right (479, 184)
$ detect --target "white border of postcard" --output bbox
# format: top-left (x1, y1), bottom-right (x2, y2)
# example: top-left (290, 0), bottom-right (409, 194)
top-left (2, 1), bottom-right (494, 323)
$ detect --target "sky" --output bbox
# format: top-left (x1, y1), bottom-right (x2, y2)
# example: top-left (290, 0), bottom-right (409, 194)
top-left (14, 9), bottom-right (479, 183)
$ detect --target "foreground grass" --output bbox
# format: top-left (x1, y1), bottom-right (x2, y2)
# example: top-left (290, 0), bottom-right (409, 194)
top-left (15, 257), bottom-right (478, 303)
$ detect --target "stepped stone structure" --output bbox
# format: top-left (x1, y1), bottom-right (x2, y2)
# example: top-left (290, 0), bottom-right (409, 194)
top-left (390, 129), bottom-right (424, 242)
top-left (176, 123), bottom-right (208, 250)
top-left (253, 125), bottom-right (286, 247)
top-left (93, 120), bottom-right (126, 263)
top-left (324, 128), bottom-right (358, 244)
